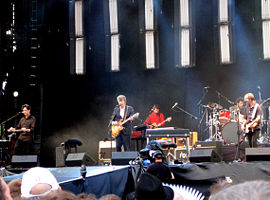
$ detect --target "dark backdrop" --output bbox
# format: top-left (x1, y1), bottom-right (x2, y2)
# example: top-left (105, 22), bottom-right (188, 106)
top-left (4, 0), bottom-right (268, 166)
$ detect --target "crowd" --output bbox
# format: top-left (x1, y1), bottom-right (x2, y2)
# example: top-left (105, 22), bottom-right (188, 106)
top-left (1, 164), bottom-right (270, 200)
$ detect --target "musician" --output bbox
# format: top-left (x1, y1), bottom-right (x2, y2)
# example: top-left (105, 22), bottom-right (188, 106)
top-left (229, 97), bottom-right (245, 122)
top-left (8, 104), bottom-right (36, 154)
top-left (145, 104), bottom-right (165, 128)
top-left (242, 93), bottom-right (262, 148)
top-left (110, 95), bottom-right (134, 152)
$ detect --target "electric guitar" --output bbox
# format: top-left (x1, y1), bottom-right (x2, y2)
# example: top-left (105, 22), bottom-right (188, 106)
top-left (111, 113), bottom-right (139, 138)
top-left (242, 120), bottom-right (258, 134)
top-left (149, 117), bottom-right (172, 129)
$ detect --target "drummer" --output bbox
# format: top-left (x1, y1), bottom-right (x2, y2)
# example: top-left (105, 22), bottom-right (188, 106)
top-left (229, 97), bottom-right (245, 123)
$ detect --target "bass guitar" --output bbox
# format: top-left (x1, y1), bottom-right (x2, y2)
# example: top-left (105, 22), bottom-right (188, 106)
top-left (111, 113), bottom-right (139, 138)
top-left (149, 117), bottom-right (172, 129)
top-left (242, 120), bottom-right (258, 134)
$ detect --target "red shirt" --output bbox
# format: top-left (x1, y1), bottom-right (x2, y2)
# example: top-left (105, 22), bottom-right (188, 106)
top-left (145, 112), bottom-right (165, 127)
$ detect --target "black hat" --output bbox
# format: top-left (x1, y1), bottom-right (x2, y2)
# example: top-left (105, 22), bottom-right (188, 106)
top-left (135, 173), bottom-right (174, 200)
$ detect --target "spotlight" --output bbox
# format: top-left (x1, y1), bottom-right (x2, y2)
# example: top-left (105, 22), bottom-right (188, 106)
top-left (13, 91), bottom-right (19, 98)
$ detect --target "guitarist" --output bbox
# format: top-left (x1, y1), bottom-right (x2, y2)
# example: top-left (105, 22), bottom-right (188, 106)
top-left (8, 104), bottom-right (36, 155)
top-left (242, 93), bottom-right (262, 148)
top-left (110, 95), bottom-right (134, 152)
top-left (145, 105), bottom-right (165, 128)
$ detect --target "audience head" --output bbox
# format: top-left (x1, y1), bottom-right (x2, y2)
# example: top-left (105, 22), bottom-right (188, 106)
top-left (21, 167), bottom-right (61, 199)
top-left (0, 177), bottom-right (12, 200)
top-left (39, 190), bottom-right (79, 200)
top-left (210, 180), bottom-right (270, 200)
top-left (135, 172), bottom-right (174, 200)
top-left (7, 178), bottom-right (22, 199)
top-left (98, 194), bottom-right (121, 200)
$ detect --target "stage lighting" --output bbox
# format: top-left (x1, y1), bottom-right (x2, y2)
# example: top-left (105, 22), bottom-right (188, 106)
top-left (108, 0), bottom-right (120, 71)
top-left (145, 31), bottom-right (155, 69)
top-left (219, 25), bottom-right (231, 63)
top-left (75, 38), bottom-right (85, 75)
top-left (174, 0), bottom-right (194, 68)
top-left (219, 0), bottom-right (228, 22)
top-left (13, 91), bottom-right (19, 98)
top-left (69, 0), bottom-right (85, 75)
top-left (144, 0), bottom-right (157, 69)
top-left (180, 0), bottom-right (190, 26)
top-left (218, 0), bottom-right (233, 64)
top-left (111, 34), bottom-right (120, 71)
top-left (109, 0), bottom-right (119, 34)
top-left (75, 0), bottom-right (83, 36)
top-left (145, 0), bottom-right (154, 30)
top-left (261, 0), bottom-right (270, 59)
top-left (181, 29), bottom-right (190, 66)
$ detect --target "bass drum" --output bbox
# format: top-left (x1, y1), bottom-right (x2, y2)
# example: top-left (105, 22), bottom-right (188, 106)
top-left (221, 121), bottom-right (245, 144)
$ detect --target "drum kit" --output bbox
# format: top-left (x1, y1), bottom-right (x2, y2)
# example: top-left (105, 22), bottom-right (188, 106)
top-left (201, 102), bottom-right (245, 145)
top-left (200, 98), bottom-right (270, 145)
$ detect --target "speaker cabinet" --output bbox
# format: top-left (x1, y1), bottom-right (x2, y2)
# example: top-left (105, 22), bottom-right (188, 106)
top-left (11, 155), bottom-right (38, 168)
top-left (65, 153), bottom-right (96, 166)
top-left (99, 140), bottom-right (116, 160)
top-left (245, 148), bottom-right (270, 161)
top-left (55, 146), bottom-right (65, 167)
top-left (189, 149), bottom-right (222, 163)
top-left (111, 151), bottom-right (139, 165)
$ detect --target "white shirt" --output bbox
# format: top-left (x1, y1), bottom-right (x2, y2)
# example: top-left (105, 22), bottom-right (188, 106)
top-left (120, 107), bottom-right (125, 119)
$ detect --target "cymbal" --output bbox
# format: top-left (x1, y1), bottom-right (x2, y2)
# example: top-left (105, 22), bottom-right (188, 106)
top-left (260, 98), bottom-right (270, 108)
top-left (208, 102), bottom-right (223, 109)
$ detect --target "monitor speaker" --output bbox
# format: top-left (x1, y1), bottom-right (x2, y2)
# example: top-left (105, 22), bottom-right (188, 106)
top-left (189, 149), bottom-right (221, 163)
top-left (11, 155), bottom-right (38, 168)
top-left (65, 153), bottom-right (96, 166)
top-left (245, 148), bottom-right (270, 161)
top-left (111, 151), bottom-right (139, 165)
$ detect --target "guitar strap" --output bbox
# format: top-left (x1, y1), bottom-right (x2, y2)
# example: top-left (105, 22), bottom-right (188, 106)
top-left (123, 106), bottom-right (129, 121)
top-left (158, 113), bottom-right (160, 123)
top-left (251, 103), bottom-right (258, 121)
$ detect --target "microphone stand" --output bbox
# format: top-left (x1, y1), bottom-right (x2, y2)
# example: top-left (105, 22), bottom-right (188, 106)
top-left (234, 109), bottom-right (242, 161)
top-left (214, 90), bottom-right (234, 105)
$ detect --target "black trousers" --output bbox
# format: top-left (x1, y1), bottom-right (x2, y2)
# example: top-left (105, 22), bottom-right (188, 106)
top-left (116, 134), bottom-right (131, 152)
top-left (246, 129), bottom-right (260, 148)
top-left (14, 139), bottom-right (34, 155)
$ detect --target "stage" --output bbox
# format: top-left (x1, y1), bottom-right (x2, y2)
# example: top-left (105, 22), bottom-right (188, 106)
top-left (3, 161), bottom-right (270, 199)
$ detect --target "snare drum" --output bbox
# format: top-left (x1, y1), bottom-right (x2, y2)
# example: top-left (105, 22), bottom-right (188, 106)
top-left (219, 110), bottom-right (231, 124)
top-left (221, 121), bottom-right (244, 144)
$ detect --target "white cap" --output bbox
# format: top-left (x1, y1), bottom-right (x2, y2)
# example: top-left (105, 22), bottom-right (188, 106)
top-left (21, 167), bottom-right (60, 198)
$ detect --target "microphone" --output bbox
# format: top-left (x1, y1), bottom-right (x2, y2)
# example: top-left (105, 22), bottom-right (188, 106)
top-left (18, 112), bottom-right (23, 114)
top-left (171, 102), bottom-right (178, 109)
top-left (204, 86), bottom-right (210, 89)
top-left (257, 86), bottom-right (261, 90)
top-left (149, 108), bottom-right (154, 113)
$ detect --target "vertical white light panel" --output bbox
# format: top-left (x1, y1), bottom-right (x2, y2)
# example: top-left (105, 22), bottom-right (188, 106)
top-left (109, 0), bottom-right (118, 34)
top-left (145, 0), bottom-right (154, 30)
top-left (180, 0), bottom-right (189, 26)
top-left (218, 0), bottom-right (231, 64)
top-left (219, 25), bottom-right (230, 63)
top-left (219, 0), bottom-right (228, 22)
top-left (181, 29), bottom-right (190, 66)
top-left (145, 31), bottom-right (155, 69)
top-left (108, 0), bottom-right (120, 71)
top-left (145, 0), bottom-right (156, 69)
top-left (261, 0), bottom-right (270, 59)
top-left (75, 38), bottom-right (84, 74)
top-left (179, 0), bottom-right (191, 67)
top-left (75, 0), bottom-right (83, 36)
top-left (111, 34), bottom-right (120, 71)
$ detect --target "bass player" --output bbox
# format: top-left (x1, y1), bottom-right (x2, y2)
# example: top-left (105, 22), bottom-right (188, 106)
top-left (242, 93), bottom-right (262, 148)
top-left (110, 95), bottom-right (135, 152)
